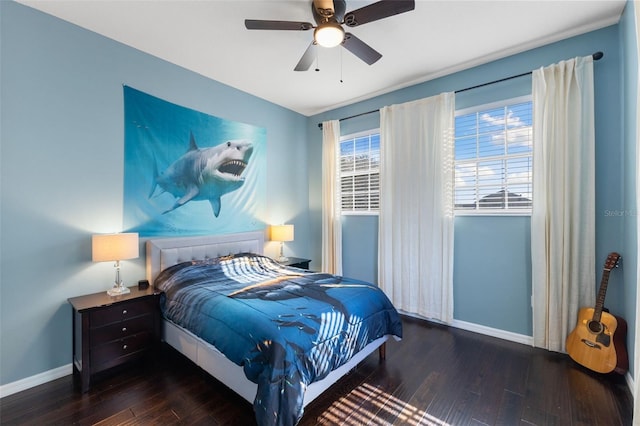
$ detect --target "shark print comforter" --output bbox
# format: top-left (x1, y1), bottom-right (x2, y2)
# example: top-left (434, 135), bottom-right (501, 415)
top-left (154, 253), bottom-right (403, 426)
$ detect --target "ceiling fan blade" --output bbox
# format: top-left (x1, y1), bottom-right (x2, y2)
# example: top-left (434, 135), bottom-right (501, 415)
top-left (294, 42), bottom-right (317, 71)
top-left (343, 0), bottom-right (415, 27)
top-left (342, 33), bottom-right (382, 65)
top-left (245, 19), bottom-right (314, 31)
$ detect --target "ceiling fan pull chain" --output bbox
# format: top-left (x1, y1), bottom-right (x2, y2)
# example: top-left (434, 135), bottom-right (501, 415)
top-left (339, 47), bottom-right (342, 82)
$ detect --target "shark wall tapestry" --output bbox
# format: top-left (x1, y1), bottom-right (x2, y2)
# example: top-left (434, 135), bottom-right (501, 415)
top-left (123, 86), bottom-right (266, 236)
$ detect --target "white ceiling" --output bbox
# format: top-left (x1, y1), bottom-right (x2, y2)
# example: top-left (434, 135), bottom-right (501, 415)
top-left (18, 0), bottom-right (626, 116)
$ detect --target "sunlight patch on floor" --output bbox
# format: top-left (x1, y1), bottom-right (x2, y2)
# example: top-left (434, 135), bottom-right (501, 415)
top-left (318, 382), bottom-right (451, 425)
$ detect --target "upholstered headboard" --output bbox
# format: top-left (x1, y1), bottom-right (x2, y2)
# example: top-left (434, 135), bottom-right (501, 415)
top-left (146, 231), bottom-right (265, 285)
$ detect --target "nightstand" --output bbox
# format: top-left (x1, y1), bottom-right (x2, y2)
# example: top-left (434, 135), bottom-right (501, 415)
top-left (68, 286), bottom-right (161, 392)
top-left (279, 257), bottom-right (311, 270)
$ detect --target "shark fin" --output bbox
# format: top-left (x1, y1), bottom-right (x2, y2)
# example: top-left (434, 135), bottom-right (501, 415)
top-left (162, 185), bottom-right (200, 214)
top-left (210, 197), bottom-right (222, 217)
top-left (188, 131), bottom-right (198, 152)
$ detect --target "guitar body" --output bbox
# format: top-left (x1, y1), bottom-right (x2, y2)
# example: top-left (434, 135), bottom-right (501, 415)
top-left (565, 252), bottom-right (628, 374)
top-left (612, 314), bottom-right (629, 375)
top-left (566, 307), bottom-right (618, 373)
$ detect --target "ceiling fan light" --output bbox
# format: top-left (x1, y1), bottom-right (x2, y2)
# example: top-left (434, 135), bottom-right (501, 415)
top-left (314, 22), bottom-right (345, 48)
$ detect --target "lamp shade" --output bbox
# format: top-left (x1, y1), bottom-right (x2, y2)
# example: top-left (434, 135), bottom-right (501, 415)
top-left (270, 224), bottom-right (294, 242)
top-left (92, 233), bottom-right (139, 262)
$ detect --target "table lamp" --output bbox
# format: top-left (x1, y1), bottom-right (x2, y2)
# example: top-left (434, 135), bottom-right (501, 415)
top-left (92, 233), bottom-right (139, 296)
top-left (270, 224), bottom-right (294, 262)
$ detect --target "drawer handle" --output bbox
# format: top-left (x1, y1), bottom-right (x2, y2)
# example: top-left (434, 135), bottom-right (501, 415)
top-left (123, 344), bottom-right (128, 350)
top-left (122, 327), bottom-right (127, 332)
top-left (122, 309), bottom-right (128, 315)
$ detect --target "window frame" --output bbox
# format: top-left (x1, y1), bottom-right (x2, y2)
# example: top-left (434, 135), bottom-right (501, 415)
top-left (454, 95), bottom-right (533, 217)
top-left (338, 128), bottom-right (381, 216)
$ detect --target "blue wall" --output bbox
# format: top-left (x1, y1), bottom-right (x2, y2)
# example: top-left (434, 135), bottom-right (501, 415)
top-left (308, 24), bottom-right (627, 339)
top-left (0, 2), bottom-right (309, 386)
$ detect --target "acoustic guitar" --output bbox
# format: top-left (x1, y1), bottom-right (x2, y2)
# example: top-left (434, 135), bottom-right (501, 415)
top-left (566, 252), bottom-right (628, 374)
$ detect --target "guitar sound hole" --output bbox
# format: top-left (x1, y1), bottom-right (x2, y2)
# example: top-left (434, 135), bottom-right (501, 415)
top-left (587, 320), bottom-right (603, 334)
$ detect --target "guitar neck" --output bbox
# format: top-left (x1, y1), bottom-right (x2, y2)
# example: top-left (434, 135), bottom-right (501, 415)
top-left (592, 268), bottom-right (611, 322)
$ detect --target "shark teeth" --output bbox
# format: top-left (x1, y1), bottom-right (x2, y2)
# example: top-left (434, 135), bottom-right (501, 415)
top-left (219, 159), bottom-right (247, 176)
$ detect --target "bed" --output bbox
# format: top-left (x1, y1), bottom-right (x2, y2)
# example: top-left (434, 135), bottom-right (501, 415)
top-left (146, 231), bottom-right (402, 426)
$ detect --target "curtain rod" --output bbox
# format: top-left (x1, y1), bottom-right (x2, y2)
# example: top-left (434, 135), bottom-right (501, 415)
top-left (318, 51), bottom-right (603, 129)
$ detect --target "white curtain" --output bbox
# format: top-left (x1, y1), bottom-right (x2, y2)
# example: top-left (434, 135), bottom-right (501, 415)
top-left (531, 56), bottom-right (596, 352)
top-left (321, 120), bottom-right (342, 275)
top-left (378, 93), bottom-right (455, 323)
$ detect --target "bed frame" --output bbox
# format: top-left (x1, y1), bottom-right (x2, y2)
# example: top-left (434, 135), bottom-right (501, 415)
top-left (146, 231), bottom-right (389, 407)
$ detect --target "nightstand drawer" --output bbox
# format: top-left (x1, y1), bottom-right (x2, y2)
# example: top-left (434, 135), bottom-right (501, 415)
top-left (91, 331), bottom-right (153, 369)
top-left (90, 298), bottom-right (154, 328)
top-left (91, 314), bottom-right (154, 346)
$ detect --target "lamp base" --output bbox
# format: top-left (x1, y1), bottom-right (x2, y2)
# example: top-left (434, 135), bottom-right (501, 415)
top-left (277, 241), bottom-right (289, 263)
top-left (107, 284), bottom-right (131, 297)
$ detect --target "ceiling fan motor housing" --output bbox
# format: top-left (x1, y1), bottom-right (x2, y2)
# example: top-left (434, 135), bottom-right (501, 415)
top-left (312, 0), bottom-right (346, 24)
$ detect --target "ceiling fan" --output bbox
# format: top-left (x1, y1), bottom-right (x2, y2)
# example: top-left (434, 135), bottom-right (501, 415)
top-left (245, 0), bottom-right (415, 71)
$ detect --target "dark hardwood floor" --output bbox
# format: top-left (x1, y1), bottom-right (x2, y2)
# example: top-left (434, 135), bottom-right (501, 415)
top-left (0, 316), bottom-right (633, 425)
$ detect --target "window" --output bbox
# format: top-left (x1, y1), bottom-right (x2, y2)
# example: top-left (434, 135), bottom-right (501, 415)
top-left (454, 96), bottom-right (533, 214)
top-left (339, 130), bottom-right (380, 214)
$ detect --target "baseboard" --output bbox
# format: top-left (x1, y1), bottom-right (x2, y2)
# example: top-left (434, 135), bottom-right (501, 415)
top-left (450, 319), bottom-right (534, 345)
top-left (0, 364), bottom-right (72, 399)
top-left (625, 371), bottom-right (635, 397)
top-left (399, 310), bottom-right (534, 346)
